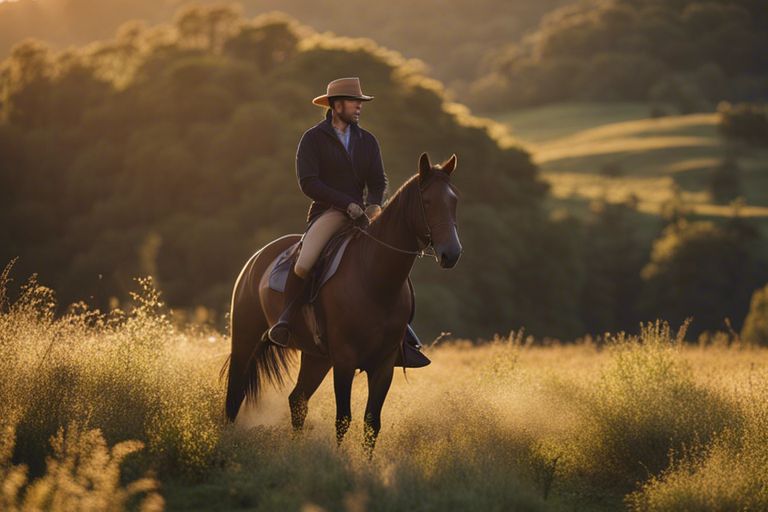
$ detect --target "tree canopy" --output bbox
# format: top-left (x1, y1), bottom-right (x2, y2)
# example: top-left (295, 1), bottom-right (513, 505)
top-left (0, 0), bottom-right (569, 100)
top-left (1, 7), bottom-right (582, 339)
top-left (468, 0), bottom-right (768, 113)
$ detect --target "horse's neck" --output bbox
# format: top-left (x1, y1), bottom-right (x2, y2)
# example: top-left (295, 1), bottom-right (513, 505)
top-left (358, 189), bottom-right (419, 297)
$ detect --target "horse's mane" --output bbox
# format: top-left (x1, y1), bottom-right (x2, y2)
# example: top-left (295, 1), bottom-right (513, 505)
top-left (383, 173), bottom-right (420, 210)
top-left (380, 167), bottom-right (456, 215)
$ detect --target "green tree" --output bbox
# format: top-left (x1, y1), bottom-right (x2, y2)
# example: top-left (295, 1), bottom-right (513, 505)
top-left (709, 155), bottom-right (742, 204)
top-left (469, 0), bottom-right (768, 111)
top-left (741, 283), bottom-right (768, 346)
top-left (639, 218), bottom-right (767, 337)
top-left (717, 101), bottom-right (768, 147)
top-left (0, 9), bottom-right (583, 341)
top-left (223, 15), bottom-right (300, 73)
top-left (580, 198), bottom-right (646, 335)
top-left (3, 39), bottom-right (52, 127)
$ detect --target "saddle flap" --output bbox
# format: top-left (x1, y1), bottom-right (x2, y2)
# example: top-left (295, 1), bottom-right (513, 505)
top-left (268, 241), bottom-right (301, 293)
top-left (267, 228), bottom-right (355, 299)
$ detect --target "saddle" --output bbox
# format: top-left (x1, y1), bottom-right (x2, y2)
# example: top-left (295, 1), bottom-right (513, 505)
top-left (268, 223), bottom-right (357, 302)
top-left (266, 220), bottom-right (428, 367)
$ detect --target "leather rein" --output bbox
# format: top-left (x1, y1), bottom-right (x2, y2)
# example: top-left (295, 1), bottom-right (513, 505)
top-left (354, 175), bottom-right (454, 261)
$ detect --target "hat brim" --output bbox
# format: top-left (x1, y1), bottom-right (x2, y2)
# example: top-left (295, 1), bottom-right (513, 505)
top-left (312, 94), bottom-right (374, 107)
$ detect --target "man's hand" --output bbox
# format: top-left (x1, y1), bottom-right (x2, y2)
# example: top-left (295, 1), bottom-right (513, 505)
top-left (365, 204), bottom-right (382, 220)
top-left (346, 202), bottom-right (364, 219)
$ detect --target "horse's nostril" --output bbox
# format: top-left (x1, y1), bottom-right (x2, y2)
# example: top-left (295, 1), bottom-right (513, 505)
top-left (440, 251), bottom-right (458, 268)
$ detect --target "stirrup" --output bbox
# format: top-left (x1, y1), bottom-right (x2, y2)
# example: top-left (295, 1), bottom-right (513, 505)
top-left (396, 325), bottom-right (431, 368)
top-left (405, 324), bottom-right (422, 349)
top-left (266, 321), bottom-right (290, 347)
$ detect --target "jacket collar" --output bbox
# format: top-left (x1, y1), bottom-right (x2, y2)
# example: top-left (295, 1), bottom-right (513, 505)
top-left (320, 109), bottom-right (362, 139)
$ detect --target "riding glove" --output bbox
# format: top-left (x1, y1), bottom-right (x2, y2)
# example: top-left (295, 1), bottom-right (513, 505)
top-left (346, 203), bottom-right (364, 219)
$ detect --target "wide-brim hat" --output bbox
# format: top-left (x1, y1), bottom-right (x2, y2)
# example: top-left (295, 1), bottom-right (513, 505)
top-left (312, 77), bottom-right (374, 107)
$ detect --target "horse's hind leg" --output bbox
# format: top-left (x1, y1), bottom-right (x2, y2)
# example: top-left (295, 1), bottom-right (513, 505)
top-left (363, 359), bottom-right (396, 455)
top-left (333, 365), bottom-right (356, 445)
top-left (289, 353), bottom-right (331, 431)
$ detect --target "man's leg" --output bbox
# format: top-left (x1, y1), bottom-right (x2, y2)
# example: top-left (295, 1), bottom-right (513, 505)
top-left (267, 209), bottom-right (347, 346)
top-left (267, 268), bottom-right (306, 347)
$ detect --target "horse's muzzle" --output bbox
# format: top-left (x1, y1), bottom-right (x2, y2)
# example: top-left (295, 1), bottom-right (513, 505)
top-left (436, 225), bottom-right (462, 268)
top-left (438, 244), bottom-right (462, 269)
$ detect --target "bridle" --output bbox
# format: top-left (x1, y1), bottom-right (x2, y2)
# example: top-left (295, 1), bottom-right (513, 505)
top-left (354, 172), bottom-right (455, 261)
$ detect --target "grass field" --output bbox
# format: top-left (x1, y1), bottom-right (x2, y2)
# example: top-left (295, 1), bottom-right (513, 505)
top-left (2, 273), bottom-right (768, 511)
top-left (495, 103), bottom-right (768, 226)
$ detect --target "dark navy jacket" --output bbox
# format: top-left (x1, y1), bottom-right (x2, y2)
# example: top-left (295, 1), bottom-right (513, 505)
top-left (296, 110), bottom-right (387, 223)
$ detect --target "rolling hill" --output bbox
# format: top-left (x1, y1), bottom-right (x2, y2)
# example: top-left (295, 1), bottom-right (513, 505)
top-left (496, 102), bottom-right (768, 226)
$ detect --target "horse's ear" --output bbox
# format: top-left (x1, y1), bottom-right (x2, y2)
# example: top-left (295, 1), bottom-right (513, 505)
top-left (419, 152), bottom-right (432, 180)
top-left (441, 154), bottom-right (457, 175)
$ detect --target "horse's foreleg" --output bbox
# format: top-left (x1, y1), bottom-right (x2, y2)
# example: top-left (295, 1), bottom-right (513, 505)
top-left (289, 353), bottom-right (331, 431)
top-left (333, 366), bottom-right (355, 445)
top-left (363, 359), bottom-right (395, 455)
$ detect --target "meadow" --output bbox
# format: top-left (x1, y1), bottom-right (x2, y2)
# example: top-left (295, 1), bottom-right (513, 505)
top-left (2, 268), bottom-right (767, 511)
top-left (497, 103), bottom-right (768, 231)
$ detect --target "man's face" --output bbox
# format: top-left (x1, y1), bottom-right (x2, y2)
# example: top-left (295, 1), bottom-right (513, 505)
top-left (334, 98), bottom-right (363, 125)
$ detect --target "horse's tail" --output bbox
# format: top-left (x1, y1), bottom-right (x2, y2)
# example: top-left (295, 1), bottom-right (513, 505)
top-left (221, 351), bottom-right (243, 422)
top-left (222, 334), bottom-right (294, 422)
top-left (221, 236), bottom-right (300, 422)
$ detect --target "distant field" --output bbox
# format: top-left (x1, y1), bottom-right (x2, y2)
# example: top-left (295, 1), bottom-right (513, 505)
top-left (495, 103), bottom-right (768, 223)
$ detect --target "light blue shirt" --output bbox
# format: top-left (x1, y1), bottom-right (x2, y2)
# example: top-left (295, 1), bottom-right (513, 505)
top-left (335, 126), bottom-right (351, 153)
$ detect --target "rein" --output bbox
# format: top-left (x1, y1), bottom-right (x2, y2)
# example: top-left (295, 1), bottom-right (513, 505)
top-left (354, 226), bottom-right (438, 260)
top-left (353, 174), bottom-right (447, 261)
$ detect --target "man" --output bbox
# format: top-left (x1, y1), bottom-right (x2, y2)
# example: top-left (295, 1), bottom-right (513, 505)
top-left (267, 77), bottom-right (385, 347)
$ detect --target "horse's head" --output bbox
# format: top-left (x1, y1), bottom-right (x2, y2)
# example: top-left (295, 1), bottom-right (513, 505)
top-left (416, 152), bottom-right (462, 269)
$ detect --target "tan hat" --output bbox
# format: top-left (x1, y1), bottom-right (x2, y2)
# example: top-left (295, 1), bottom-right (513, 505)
top-left (312, 77), bottom-right (374, 107)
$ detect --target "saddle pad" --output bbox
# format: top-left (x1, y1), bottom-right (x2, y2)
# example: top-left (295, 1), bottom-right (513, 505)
top-left (268, 242), bottom-right (301, 292)
top-left (268, 234), bottom-right (353, 300)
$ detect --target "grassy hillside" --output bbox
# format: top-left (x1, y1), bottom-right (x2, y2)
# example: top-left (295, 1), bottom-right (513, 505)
top-left (2, 276), bottom-right (767, 511)
top-left (496, 103), bottom-right (768, 227)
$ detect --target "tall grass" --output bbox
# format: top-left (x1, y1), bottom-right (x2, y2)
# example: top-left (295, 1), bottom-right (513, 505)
top-left (0, 268), bottom-right (225, 479)
top-left (552, 321), bottom-right (741, 495)
top-left (628, 368), bottom-right (768, 510)
top-left (1, 263), bottom-right (765, 510)
top-left (1, 421), bottom-right (163, 511)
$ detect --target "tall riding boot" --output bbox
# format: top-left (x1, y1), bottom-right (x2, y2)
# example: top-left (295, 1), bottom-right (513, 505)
top-left (395, 324), bottom-right (431, 368)
top-left (404, 324), bottom-right (423, 350)
top-left (267, 269), bottom-right (307, 347)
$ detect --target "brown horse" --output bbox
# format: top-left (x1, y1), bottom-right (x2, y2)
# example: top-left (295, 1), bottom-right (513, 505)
top-left (223, 152), bottom-right (462, 449)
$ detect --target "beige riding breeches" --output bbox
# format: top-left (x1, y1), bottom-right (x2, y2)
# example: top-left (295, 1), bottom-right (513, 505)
top-left (295, 209), bottom-right (348, 278)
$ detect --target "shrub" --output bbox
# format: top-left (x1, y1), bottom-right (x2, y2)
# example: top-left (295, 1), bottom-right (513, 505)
top-left (709, 155), bottom-right (742, 204)
top-left (0, 270), bottom-right (226, 478)
top-left (627, 374), bottom-right (768, 510)
top-left (0, 421), bottom-right (162, 512)
top-left (717, 101), bottom-right (768, 146)
top-left (639, 219), bottom-right (766, 337)
top-left (741, 283), bottom-right (768, 346)
top-left (558, 321), bottom-right (741, 493)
